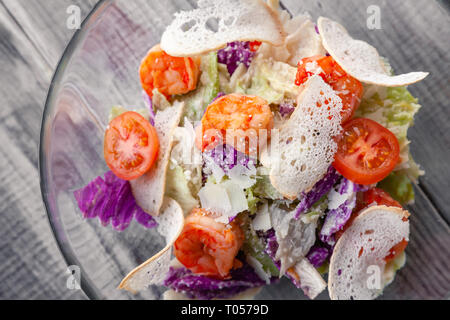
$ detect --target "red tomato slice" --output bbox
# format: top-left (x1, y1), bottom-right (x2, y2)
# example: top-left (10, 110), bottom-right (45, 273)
top-left (364, 188), bottom-right (402, 208)
top-left (249, 41), bottom-right (262, 52)
top-left (385, 239), bottom-right (408, 263)
top-left (295, 56), bottom-right (363, 123)
top-left (333, 118), bottom-right (400, 185)
top-left (104, 112), bottom-right (159, 181)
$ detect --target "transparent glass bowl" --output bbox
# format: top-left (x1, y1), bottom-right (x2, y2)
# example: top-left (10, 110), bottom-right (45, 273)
top-left (40, 0), bottom-right (450, 300)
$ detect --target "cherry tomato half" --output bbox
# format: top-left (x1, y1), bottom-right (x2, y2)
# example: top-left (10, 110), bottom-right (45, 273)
top-left (385, 239), bottom-right (408, 263)
top-left (104, 112), bottom-right (159, 181)
top-left (333, 118), bottom-right (400, 185)
top-left (249, 41), bottom-right (262, 52)
top-left (364, 188), bottom-right (402, 209)
top-left (334, 187), bottom-right (408, 263)
top-left (296, 55), bottom-right (364, 123)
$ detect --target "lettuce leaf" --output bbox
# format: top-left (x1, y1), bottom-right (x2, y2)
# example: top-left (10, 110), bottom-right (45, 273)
top-left (246, 56), bottom-right (300, 105)
top-left (356, 86), bottom-right (423, 182)
top-left (245, 188), bottom-right (260, 215)
top-left (241, 216), bottom-right (280, 277)
top-left (165, 165), bottom-right (199, 214)
top-left (356, 84), bottom-right (423, 204)
top-left (108, 105), bottom-right (150, 123)
top-left (378, 171), bottom-right (415, 205)
top-left (181, 52), bottom-right (220, 122)
top-left (383, 252), bottom-right (406, 287)
top-left (253, 167), bottom-right (283, 200)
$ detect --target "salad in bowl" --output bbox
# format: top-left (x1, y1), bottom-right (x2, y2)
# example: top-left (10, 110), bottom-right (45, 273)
top-left (73, 0), bottom-right (428, 300)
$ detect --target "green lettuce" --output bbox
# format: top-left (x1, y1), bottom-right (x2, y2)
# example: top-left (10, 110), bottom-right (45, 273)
top-left (383, 252), bottom-right (406, 287)
top-left (378, 172), bottom-right (415, 206)
top-left (245, 188), bottom-right (260, 215)
top-left (221, 56), bottom-right (300, 105)
top-left (165, 165), bottom-right (199, 214)
top-left (246, 57), bottom-right (300, 105)
top-left (108, 106), bottom-right (150, 123)
top-left (356, 85), bottom-right (424, 204)
top-left (356, 86), bottom-right (422, 181)
top-left (316, 262), bottom-right (330, 275)
top-left (253, 167), bottom-right (283, 200)
top-left (241, 215), bottom-right (280, 277)
top-left (301, 196), bottom-right (328, 224)
top-left (180, 52), bottom-right (220, 122)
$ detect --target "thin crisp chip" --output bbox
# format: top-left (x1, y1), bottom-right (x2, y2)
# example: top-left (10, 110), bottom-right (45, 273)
top-left (269, 75), bottom-right (343, 200)
top-left (131, 101), bottom-right (184, 216)
top-left (160, 0), bottom-right (285, 57)
top-left (318, 17), bottom-right (429, 87)
top-left (328, 205), bottom-right (410, 300)
top-left (118, 198), bottom-right (185, 294)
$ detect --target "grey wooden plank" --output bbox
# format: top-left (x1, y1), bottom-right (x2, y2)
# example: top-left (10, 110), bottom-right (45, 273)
top-left (0, 125), bottom-right (86, 299)
top-left (2, 0), bottom-right (98, 68)
top-left (0, 0), bottom-right (98, 299)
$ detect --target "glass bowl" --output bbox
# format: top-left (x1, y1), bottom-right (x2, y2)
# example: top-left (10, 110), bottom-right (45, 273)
top-left (39, 0), bottom-right (450, 300)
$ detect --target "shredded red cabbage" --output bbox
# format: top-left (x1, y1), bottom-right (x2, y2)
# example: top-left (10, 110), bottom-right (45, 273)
top-left (319, 198), bottom-right (356, 246)
top-left (279, 102), bottom-right (296, 118)
top-left (264, 230), bottom-right (281, 268)
top-left (319, 178), bottom-right (369, 246)
top-left (295, 166), bottom-right (340, 219)
top-left (218, 42), bottom-right (255, 75)
top-left (306, 246), bottom-right (330, 268)
top-left (164, 263), bottom-right (267, 300)
top-left (203, 144), bottom-right (255, 177)
top-left (263, 229), bottom-right (322, 292)
top-left (267, 227), bottom-right (331, 270)
top-left (142, 90), bottom-right (156, 126)
top-left (73, 171), bottom-right (157, 231)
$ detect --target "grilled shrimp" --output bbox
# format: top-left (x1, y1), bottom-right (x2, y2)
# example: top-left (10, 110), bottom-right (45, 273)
top-left (140, 45), bottom-right (200, 98)
top-left (174, 208), bottom-right (244, 279)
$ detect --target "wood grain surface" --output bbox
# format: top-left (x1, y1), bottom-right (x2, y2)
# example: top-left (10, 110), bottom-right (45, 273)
top-left (0, 0), bottom-right (448, 300)
top-left (0, 0), bottom-right (97, 300)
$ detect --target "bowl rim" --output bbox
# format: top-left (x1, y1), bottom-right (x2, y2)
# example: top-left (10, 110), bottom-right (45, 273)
top-left (39, 0), bottom-right (113, 300)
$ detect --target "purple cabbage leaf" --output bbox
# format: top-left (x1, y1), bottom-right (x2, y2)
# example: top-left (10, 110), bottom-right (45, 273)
top-left (295, 166), bottom-right (340, 219)
top-left (203, 144), bottom-right (256, 179)
top-left (218, 42), bottom-right (256, 75)
top-left (73, 171), bottom-right (157, 231)
top-left (319, 177), bottom-right (369, 246)
top-left (164, 263), bottom-right (269, 300)
top-left (306, 246), bottom-right (331, 268)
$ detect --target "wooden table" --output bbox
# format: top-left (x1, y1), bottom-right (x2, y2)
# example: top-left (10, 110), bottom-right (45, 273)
top-left (0, 0), bottom-right (97, 300)
top-left (0, 0), bottom-right (448, 300)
